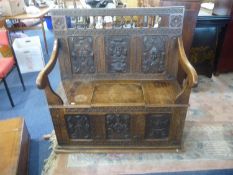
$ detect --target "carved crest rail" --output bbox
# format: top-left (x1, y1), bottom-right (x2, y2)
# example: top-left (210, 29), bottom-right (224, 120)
top-left (51, 7), bottom-right (184, 38)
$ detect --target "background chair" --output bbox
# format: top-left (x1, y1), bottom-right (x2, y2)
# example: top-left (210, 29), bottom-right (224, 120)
top-left (0, 29), bottom-right (25, 107)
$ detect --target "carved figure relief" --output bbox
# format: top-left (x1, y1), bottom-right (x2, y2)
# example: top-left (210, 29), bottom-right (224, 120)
top-left (69, 36), bottom-right (95, 74)
top-left (65, 115), bottom-right (91, 139)
top-left (145, 113), bottom-right (171, 139)
top-left (106, 36), bottom-right (129, 73)
top-left (106, 114), bottom-right (131, 139)
top-left (142, 36), bottom-right (167, 73)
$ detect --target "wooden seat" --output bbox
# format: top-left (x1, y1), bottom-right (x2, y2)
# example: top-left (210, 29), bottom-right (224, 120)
top-left (61, 80), bottom-right (180, 106)
top-left (37, 7), bottom-right (198, 152)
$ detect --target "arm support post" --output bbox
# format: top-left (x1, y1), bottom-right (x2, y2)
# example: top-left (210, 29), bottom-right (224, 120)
top-left (36, 39), bottom-right (63, 105)
top-left (175, 37), bottom-right (198, 104)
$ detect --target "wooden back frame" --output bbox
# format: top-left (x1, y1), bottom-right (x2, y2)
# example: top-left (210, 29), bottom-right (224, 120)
top-left (51, 7), bottom-right (184, 80)
top-left (37, 7), bottom-right (197, 106)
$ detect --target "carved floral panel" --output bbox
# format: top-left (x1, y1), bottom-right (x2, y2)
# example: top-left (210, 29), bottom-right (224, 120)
top-left (145, 113), bottom-right (171, 139)
top-left (69, 36), bottom-right (96, 74)
top-left (65, 115), bottom-right (91, 139)
top-left (105, 36), bottom-right (129, 73)
top-left (142, 36), bottom-right (167, 73)
top-left (106, 114), bottom-right (131, 139)
top-left (52, 16), bottom-right (67, 31)
top-left (169, 14), bottom-right (183, 28)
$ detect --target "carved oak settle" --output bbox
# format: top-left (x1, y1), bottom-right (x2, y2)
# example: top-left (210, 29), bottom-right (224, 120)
top-left (37, 7), bottom-right (198, 152)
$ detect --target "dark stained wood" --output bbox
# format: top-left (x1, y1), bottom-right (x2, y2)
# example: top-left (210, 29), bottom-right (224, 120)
top-left (217, 5), bottom-right (233, 73)
top-left (190, 16), bottom-right (230, 77)
top-left (177, 37), bottom-right (198, 88)
top-left (37, 7), bottom-right (197, 152)
top-left (160, 0), bottom-right (201, 55)
top-left (36, 40), bottom-right (63, 105)
top-left (139, 0), bottom-right (201, 55)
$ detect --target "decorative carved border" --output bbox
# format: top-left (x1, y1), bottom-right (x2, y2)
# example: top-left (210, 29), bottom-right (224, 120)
top-left (169, 14), bottom-right (184, 28)
top-left (61, 106), bottom-right (187, 113)
top-left (71, 72), bottom-right (170, 81)
top-left (50, 7), bottom-right (184, 17)
top-left (54, 28), bottom-right (182, 38)
top-left (52, 16), bottom-right (67, 31)
top-left (51, 7), bottom-right (184, 38)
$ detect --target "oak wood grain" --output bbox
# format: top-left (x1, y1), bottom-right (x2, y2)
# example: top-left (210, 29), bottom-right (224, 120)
top-left (178, 37), bottom-right (198, 88)
top-left (0, 118), bottom-right (30, 175)
top-left (36, 39), bottom-right (63, 105)
top-left (36, 7), bottom-right (198, 151)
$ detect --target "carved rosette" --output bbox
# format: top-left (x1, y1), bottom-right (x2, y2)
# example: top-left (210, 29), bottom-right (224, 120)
top-left (169, 15), bottom-right (183, 28)
top-left (142, 36), bottom-right (167, 73)
top-left (106, 114), bottom-right (131, 139)
top-left (69, 36), bottom-right (96, 74)
top-left (52, 16), bottom-right (67, 31)
top-left (145, 114), bottom-right (171, 139)
top-left (106, 36), bottom-right (129, 73)
top-left (65, 115), bottom-right (91, 139)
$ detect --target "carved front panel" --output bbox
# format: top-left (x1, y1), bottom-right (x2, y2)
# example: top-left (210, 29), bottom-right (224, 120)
top-left (106, 114), bottom-right (131, 139)
top-left (65, 115), bottom-right (91, 139)
top-left (145, 113), bottom-right (171, 139)
top-left (105, 36), bottom-right (129, 73)
top-left (69, 36), bottom-right (95, 74)
top-left (142, 36), bottom-right (167, 73)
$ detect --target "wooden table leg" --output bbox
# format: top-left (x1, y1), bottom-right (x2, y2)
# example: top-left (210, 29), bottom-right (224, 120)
top-left (40, 17), bottom-right (48, 54)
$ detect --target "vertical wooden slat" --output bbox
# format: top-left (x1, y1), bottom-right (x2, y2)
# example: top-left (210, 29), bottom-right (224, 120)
top-left (91, 115), bottom-right (106, 140)
top-left (94, 36), bottom-right (99, 73)
top-left (130, 16), bottom-right (133, 28)
top-left (130, 36), bottom-right (137, 73)
top-left (170, 107), bottom-right (188, 145)
top-left (59, 110), bottom-right (71, 144)
top-left (96, 35), bottom-right (105, 73)
top-left (166, 38), bottom-right (178, 78)
top-left (132, 114), bottom-right (146, 142)
top-left (136, 36), bottom-right (142, 73)
top-left (50, 108), bottom-right (69, 144)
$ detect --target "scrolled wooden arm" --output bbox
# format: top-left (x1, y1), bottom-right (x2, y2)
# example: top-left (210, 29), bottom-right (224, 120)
top-left (36, 39), bottom-right (63, 105)
top-left (36, 39), bottom-right (59, 89)
top-left (175, 38), bottom-right (198, 104)
top-left (177, 37), bottom-right (198, 88)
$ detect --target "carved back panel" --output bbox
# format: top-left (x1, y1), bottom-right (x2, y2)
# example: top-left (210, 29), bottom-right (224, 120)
top-left (51, 7), bottom-right (184, 80)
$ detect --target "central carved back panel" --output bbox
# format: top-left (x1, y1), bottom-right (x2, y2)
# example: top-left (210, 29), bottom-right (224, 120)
top-left (51, 7), bottom-right (184, 80)
top-left (105, 36), bottom-right (130, 73)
